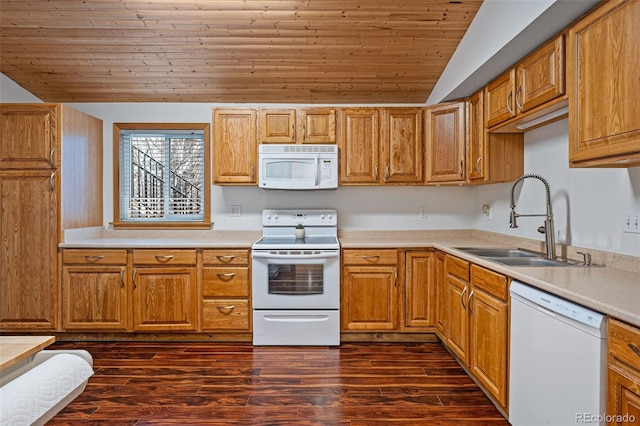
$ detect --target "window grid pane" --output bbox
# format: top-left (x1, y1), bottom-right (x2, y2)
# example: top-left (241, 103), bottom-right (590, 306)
top-left (120, 131), bottom-right (204, 222)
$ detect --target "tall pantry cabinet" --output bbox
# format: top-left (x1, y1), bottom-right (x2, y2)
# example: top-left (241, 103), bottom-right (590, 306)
top-left (0, 104), bottom-right (103, 330)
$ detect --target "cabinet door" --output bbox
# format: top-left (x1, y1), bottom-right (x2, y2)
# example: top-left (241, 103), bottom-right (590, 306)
top-left (338, 108), bottom-right (380, 184)
top-left (62, 266), bottom-right (128, 330)
top-left (213, 109), bottom-right (257, 184)
top-left (568, 0), bottom-right (640, 167)
top-left (404, 251), bottom-right (434, 329)
top-left (259, 109), bottom-right (296, 143)
top-left (445, 275), bottom-right (468, 364)
top-left (425, 102), bottom-right (466, 183)
top-left (342, 266), bottom-right (398, 330)
top-left (485, 69), bottom-right (516, 128)
top-left (0, 104), bottom-right (58, 169)
top-left (466, 90), bottom-right (486, 182)
top-left (133, 267), bottom-right (198, 331)
top-left (469, 288), bottom-right (508, 408)
top-left (607, 366), bottom-right (640, 425)
top-left (516, 34), bottom-right (565, 113)
top-left (298, 108), bottom-right (336, 144)
top-left (0, 170), bottom-right (57, 330)
top-left (382, 108), bottom-right (423, 184)
top-left (434, 252), bottom-right (447, 338)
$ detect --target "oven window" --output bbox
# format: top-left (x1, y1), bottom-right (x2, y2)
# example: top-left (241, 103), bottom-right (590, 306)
top-left (268, 264), bottom-right (323, 295)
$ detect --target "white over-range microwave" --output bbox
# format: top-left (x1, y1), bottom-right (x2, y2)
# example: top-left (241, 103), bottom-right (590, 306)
top-left (258, 144), bottom-right (338, 190)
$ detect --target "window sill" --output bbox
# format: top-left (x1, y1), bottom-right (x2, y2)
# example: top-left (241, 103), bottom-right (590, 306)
top-left (111, 221), bottom-right (213, 230)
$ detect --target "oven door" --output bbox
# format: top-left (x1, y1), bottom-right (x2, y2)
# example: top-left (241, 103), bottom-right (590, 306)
top-left (251, 249), bottom-right (340, 309)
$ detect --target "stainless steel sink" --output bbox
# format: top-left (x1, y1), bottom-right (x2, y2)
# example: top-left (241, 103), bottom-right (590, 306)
top-left (454, 247), bottom-right (600, 267)
top-left (455, 247), bottom-right (542, 258)
top-left (485, 257), bottom-right (572, 267)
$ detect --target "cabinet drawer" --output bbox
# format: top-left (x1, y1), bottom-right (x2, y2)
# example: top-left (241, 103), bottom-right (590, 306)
top-left (471, 265), bottom-right (507, 301)
top-left (132, 249), bottom-right (196, 265)
top-left (202, 249), bottom-right (249, 266)
top-left (203, 267), bottom-right (249, 297)
top-left (203, 299), bottom-right (250, 331)
top-left (63, 249), bottom-right (127, 265)
top-left (609, 318), bottom-right (640, 373)
top-left (446, 255), bottom-right (470, 282)
top-left (343, 249), bottom-right (397, 265)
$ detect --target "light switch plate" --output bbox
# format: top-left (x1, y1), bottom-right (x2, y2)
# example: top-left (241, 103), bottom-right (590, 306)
top-left (230, 205), bottom-right (242, 217)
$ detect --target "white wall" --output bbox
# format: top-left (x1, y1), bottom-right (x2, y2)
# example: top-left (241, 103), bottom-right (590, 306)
top-left (0, 74), bottom-right (42, 102)
top-left (65, 101), bottom-right (475, 232)
top-left (473, 119), bottom-right (640, 257)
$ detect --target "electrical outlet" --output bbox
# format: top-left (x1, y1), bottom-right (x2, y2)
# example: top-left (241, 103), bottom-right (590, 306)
top-left (230, 205), bottom-right (242, 217)
top-left (623, 211), bottom-right (640, 234)
top-left (419, 206), bottom-right (428, 218)
top-left (482, 203), bottom-right (491, 220)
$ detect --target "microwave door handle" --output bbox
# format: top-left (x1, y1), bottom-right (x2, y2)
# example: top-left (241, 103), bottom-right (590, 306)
top-left (315, 154), bottom-right (320, 187)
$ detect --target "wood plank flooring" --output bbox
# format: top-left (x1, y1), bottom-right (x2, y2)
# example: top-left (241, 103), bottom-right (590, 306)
top-left (47, 341), bottom-right (509, 425)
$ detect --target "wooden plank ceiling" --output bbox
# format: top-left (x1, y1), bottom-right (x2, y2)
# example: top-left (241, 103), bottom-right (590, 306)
top-left (0, 1), bottom-right (482, 103)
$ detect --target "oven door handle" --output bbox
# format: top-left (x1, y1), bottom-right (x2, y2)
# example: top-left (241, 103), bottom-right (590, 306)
top-left (252, 251), bottom-right (339, 260)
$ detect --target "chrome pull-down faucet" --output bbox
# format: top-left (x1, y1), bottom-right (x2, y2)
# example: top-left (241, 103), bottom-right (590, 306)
top-left (509, 174), bottom-right (556, 260)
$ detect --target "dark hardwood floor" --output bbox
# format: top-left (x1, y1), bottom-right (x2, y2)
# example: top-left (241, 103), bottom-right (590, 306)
top-left (47, 340), bottom-right (509, 425)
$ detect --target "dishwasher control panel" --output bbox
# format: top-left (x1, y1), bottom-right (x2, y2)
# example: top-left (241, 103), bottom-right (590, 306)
top-left (510, 281), bottom-right (604, 329)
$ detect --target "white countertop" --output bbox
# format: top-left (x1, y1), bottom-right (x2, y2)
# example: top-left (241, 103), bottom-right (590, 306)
top-left (61, 228), bottom-right (640, 328)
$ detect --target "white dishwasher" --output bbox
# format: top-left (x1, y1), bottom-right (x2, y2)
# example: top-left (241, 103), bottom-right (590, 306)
top-left (509, 281), bottom-right (607, 426)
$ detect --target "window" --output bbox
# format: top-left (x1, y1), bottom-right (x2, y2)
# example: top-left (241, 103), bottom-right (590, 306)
top-left (114, 123), bottom-right (210, 228)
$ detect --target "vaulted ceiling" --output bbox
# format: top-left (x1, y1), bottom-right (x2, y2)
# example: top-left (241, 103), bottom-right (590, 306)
top-left (0, 0), bottom-right (482, 103)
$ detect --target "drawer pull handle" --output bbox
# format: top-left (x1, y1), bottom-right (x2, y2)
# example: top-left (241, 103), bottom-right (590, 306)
top-left (155, 255), bottom-right (174, 262)
top-left (361, 255), bottom-right (380, 260)
top-left (630, 343), bottom-right (640, 357)
top-left (217, 273), bottom-right (236, 279)
top-left (216, 255), bottom-right (236, 262)
top-left (217, 305), bottom-right (236, 312)
top-left (85, 255), bottom-right (104, 262)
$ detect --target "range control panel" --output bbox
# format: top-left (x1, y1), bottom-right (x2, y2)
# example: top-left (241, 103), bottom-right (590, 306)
top-left (262, 209), bottom-right (337, 227)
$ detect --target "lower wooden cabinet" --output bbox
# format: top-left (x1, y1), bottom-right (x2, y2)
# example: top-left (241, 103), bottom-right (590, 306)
top-left (403, 250), bottom-right (435, 330)
top-left (62, 249), bottom-right (129, 330)
top-left (434, 252), bottom-right (447, 338)
top-left (341, 249), bottom-right (398, 331)
top-left (201, 249), bottom-right (251, 332)
top-left (441, 254), bottom-right (509, 410)
top-left (608, 318), bottom-right (640, 425)
top-left (132, 249), bottom-right (198, 332)
top-left (132, 267), bottom-right (197, 331)
top-left (469, 265), bottom-right (508, 408)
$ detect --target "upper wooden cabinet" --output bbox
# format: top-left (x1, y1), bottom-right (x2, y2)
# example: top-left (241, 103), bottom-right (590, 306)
top-left (0, 104), bottom-right (58, 169)
top-left (213, 108), bottom-right (257, 185)
top-left (568, 0), bottom-right (640, 167)
top-left (339, 107), bottom-right (423, 185)
top-left (425, 101), bottom-right (466, 184)
top-left (466, 90), bottom-right (525, 185)
top-left (382, 108), bottom-right (424, 184)
top-left (338, 108), bottom-right (380, 184)
top-left (485, 34), bottom-right (566, 130)
top-left (259, 108), bottom-right (336, 144)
